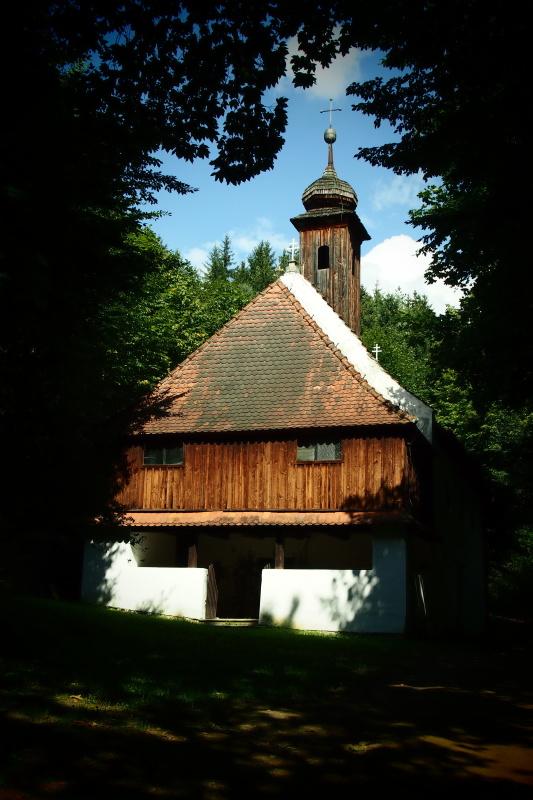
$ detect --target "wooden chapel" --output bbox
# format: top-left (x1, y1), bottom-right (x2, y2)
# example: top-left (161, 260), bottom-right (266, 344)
top-left (82, 120), bottom-right (485, 635)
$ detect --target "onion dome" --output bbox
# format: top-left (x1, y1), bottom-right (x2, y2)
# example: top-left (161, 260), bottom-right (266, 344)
top-left (301, 166), bottom-right (358, 212)
top-left (301, 126), bottom-right (358, 212)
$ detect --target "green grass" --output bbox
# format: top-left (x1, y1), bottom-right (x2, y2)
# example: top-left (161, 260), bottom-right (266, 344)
top-left (1, 595), bottom-right (532, 798)
top-left (1, 594), bottom-right (413, 713)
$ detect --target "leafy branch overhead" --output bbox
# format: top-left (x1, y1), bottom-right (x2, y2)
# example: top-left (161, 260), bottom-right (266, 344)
top-left (9, 2), bottom-right (335, 191)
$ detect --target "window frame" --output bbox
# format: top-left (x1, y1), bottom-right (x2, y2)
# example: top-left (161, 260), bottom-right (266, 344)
top-left (143, 442), bottom-right (184, 467)
top-left (295, 439), bottom-right (342, 463)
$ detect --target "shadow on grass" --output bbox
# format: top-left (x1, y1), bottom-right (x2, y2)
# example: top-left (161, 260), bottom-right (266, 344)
top-left (1, 596), bottom-right (532, 798)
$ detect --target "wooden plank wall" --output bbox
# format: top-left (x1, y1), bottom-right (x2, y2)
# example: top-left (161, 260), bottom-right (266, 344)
top-left (117, 435), bottom-right (418, 512)
top-left (299, 222), bottom-right (360, 333)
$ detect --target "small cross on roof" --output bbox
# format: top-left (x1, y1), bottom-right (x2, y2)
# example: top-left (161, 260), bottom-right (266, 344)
top-left (289, 238), bottom-right (298, 260)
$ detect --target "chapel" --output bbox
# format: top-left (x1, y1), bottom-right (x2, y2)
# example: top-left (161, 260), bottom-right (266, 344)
top-left (82, 120), bottom-right (485, 635)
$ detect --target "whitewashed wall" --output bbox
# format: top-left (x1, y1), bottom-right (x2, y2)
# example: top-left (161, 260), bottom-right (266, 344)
top-left (259, 536), bottom-right (406, 633)
top-left (81, 541), bottom-right (208, 619)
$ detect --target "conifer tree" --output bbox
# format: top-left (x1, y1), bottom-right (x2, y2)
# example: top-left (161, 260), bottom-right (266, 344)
top-left (233, 260), bottom-right (251, 286)
top-left (204, 235), bottom-right (235, 283)
top-left (247, 240), bottom-right (277, 292)
top-left (278, 248), bottom-right (299, 274)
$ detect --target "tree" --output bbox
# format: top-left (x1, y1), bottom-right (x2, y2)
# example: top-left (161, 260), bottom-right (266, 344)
top-left (278, 248), bottom-right (299, 274)
top-left (0, 226), bottom-right (190, 594)
top-left (341, 1), bottom-right (529, 406)
top-left (361, 285), bottom-right (533, 615)
top-left (203, 244), bottom-right (223, 283)
top-left (233, 260), bottom-right (252, 287)
top-left (4, 2), bottom-right (306, 196)
top-left (204, 235), bottom-right (236, 283)
top-left (360, 286), bottom-right (439, 401)
top-left (247, 241), bottom-right (278, 292)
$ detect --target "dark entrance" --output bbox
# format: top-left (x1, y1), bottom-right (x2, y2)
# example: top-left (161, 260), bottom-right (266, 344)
top-left (197, 529), bottom-right (278, 619)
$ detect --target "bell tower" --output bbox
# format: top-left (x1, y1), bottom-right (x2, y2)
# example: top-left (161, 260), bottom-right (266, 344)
top-left (290, 112), bottom-right (370, 335)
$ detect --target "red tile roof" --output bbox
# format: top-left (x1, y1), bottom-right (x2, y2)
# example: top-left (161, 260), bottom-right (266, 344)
top-left (125, 510), bottom-right (412, 527)
top-left (143, 281), bottom-right (413, 434)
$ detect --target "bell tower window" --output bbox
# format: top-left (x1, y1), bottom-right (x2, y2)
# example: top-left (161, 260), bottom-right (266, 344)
top-left (318, 245), bottom-right (330, 270)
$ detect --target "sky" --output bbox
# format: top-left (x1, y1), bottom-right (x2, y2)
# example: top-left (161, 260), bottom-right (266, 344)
top-left (149, 45), bottom-right (463, 315)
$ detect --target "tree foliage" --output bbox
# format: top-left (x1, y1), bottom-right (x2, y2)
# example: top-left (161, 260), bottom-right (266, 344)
top-left (247, 241), bottom-right (278, 293)
top-left (204, 236), bottom-right (235, 283)
top-left (340, 1), bottom-right (528, 405)
top-left (278, 248), bottom-right (299, 273)
top-left (4, 1), bottom-right (340, 194)
top-left (360, 286), bottom-right (438, 401)
top-left (361, 286), bottom-right (533, 614)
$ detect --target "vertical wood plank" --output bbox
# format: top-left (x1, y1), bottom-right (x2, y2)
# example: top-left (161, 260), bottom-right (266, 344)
top-left (118, 432), bottom-right (412, 514)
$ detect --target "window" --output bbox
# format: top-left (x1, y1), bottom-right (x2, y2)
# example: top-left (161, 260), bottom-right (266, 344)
top-left (143, 443), bottom-right (183, 465)
top-left (296, 440), bottom-right (341, 461)
top-left (317, 245), bottom-right (330, 270)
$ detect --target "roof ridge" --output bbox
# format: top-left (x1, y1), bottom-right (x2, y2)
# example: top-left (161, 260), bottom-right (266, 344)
top-left (277, 281), bottom-right (414, 423)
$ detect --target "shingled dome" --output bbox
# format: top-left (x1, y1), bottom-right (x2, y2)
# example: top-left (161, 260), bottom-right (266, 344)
top-left (302, 164), bottom-right (358, 212)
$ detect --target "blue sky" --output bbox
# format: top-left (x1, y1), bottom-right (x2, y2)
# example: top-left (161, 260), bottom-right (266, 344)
top-left (149, 45), bottom-right (462, 314)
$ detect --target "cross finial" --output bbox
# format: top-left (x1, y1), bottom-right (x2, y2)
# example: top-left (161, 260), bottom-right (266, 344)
top-left (320, 99), bottom-right (341, 127)
top-left (289, 238), bottom-right (298, 260)
top-left (372, 343), bottom-right (382, 361)
top-left (321, 100), bottom-right (341, 169)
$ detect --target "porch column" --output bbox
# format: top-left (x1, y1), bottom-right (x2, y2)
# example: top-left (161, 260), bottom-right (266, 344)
top-left (188, 532), bottom-right (198, 567)
top-left (275, 536), bottom-right (284, 569)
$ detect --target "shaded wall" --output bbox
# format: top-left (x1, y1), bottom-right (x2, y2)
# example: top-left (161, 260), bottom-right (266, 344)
top-left (259, 532), bottom-right (406, 633)
top-left (81, 540), bottom-right (208, 618)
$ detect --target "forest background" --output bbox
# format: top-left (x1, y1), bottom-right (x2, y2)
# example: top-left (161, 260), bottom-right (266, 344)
top-left (1, 1), bottom-right (530, 616)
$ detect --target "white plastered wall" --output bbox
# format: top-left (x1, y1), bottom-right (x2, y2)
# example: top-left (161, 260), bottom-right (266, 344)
top-left (259, 534), bottom-right (406, 633)
top-left (81, 540), bottom-right (208, 619)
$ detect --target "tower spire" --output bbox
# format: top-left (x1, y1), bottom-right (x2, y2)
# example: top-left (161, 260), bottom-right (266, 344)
top-left (320, 99), bottom-right (341, 171)
top-left (290, 103), bottom-right (370, 334)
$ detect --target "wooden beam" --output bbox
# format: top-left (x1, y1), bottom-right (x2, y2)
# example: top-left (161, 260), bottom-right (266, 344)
top-left (206, 564), bottom-right (218, 619)
top-left (275, 538), bottom-right (284, 569)
top-left (188, 534), bottom-right (198, 568)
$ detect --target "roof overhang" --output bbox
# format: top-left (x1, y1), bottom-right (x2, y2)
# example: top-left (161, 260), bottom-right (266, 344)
top-left (121, 510), bottom-right (412, 527)
top-left (290, 209), bottom-right (370, 241)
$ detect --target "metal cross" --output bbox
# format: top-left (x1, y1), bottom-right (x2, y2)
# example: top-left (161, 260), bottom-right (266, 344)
top-left (372, 343), bottom-right (382, 361)
top-left (320, 98), bottom-right (342, 126)
top-left (289, 238), bottom-right (298, 260)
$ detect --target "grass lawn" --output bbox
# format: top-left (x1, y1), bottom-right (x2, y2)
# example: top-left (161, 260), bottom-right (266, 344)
top-left (1, 594), bottom-right (532, 798)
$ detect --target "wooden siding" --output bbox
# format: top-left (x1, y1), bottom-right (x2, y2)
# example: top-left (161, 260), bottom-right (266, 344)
top-left (117, 434), bottom-right (420, 513)
top-left (299, 222), bottom-right (361, 334)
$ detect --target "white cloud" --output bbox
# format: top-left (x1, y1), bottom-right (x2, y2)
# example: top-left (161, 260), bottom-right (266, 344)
top-left (306, 48), bottom-right (364, 100)
top-left (277, 36), bottom-right (365, 101)
top-left (229, 218), bottom-right (291, 260)
top-left (372, 173), bottom-right (425, 211)
top-left (361, 235), bottom-right (463, 314)
top-left (183, 246), bottom-right (213, 273)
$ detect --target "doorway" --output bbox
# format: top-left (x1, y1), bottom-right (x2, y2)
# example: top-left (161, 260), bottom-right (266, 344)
top-left (197, 530), bottom-right (277, 618)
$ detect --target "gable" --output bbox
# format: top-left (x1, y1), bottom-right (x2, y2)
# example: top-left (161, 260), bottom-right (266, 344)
top-left (280, 273), bottom-right (433, 440)
top-left (143, 280), bottom-right (413, 435)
